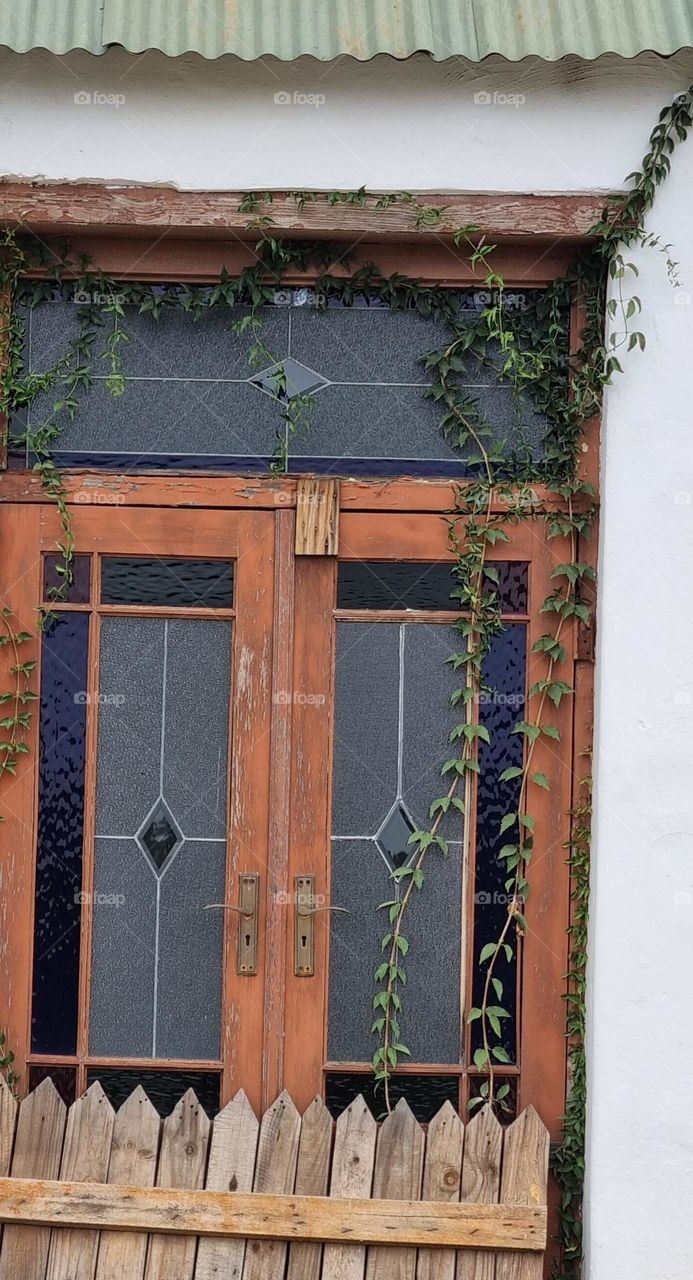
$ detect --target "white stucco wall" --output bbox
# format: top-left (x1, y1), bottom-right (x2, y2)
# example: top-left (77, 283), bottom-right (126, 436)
top-left (3, 44), bottom-right (693, 1279)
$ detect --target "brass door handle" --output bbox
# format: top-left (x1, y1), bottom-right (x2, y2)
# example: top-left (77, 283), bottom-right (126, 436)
top-left (204, 873), bottom-right (259, 976)
top-left (294, 875), bottom-right (349, 976)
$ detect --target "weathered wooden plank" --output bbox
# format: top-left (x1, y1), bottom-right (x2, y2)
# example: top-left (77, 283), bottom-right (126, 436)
top-left (45, 1081), bottom-right (115, 1280)
top-left (457, 1107), bottom-right (503, 1280)
top-left (365, 1099), bottom-right (425, 1280)
top-left (416, 1102), bottom-right (464, 1280)
top-left (286, 1097), bottom-right (333, 1280)
top-left (295, 479), bottom-right (339, 556)
top-left (0, 184), bottom-right (608, 242)
top-left (322, 1095), bottom-right (377, 1280)
top-left (195, 1089), bottom-right (259, 1280)
top-left (0, 1180), bottom-right (546, 1249)
top-left (0, 1080), bottom-right (17, 1263)
top-left (241, 1091), bottom-right (301, 1280)
top-left (495, 1108), bottom-right (550, 1280)
top-left (0, 471), bottom-right (588, 517)
top-left (0, 1078), bottom-right (66, 1280)
top-left (95, 1087), bottom-right (161, 1280)
top-left (144, 1089), bottom-right (211, 1280)
top-left (0, 1080), bottom-right (16, 1178)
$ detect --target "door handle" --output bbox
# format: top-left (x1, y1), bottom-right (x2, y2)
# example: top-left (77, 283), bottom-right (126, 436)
top-left (294, 874), bottom-right (349, 976)
top-left (204, 873), bottom-right (259, 976)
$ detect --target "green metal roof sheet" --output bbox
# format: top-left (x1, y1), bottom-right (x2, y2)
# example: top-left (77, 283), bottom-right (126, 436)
top-left (2, 0), bottom-right (693, 62)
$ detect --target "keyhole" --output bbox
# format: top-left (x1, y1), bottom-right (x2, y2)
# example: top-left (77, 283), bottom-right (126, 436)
top-left (245, 933), bottom-right (251, 948)
top-left (301, 934), bottom-right (307, 949)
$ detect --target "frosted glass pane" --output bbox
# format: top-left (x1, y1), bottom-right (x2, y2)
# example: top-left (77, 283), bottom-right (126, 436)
top-left (90, 615), bottom-right (231, 1058)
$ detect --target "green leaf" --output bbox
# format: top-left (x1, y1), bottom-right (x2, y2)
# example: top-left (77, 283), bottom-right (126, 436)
top-left (499, 766), bottom-right (523, 782)
top-left (532, 771), bottom-right (550, 790)
top-left (500, 813), bottom-right (516, 834)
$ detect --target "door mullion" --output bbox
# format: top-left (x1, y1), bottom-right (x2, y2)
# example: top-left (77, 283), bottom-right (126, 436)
top-left (262, 508), bottom-right (296, 1108)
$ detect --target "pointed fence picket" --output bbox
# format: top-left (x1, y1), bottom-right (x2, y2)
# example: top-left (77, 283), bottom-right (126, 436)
top-left (0, 1079), bottom-right (549, 1280)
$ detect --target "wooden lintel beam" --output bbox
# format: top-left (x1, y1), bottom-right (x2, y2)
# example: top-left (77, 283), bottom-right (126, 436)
top-left (0, 472), bottom-right (596, 514)
top-left (0, 1179), bottom-right (547, 1251)
top-left (0, 184), bottom-right (607, 243)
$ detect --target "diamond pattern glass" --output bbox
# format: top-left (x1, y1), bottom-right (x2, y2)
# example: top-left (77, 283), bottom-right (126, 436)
top-left (375, 801), bottom-right (416, 869)
top-left (250, 356), bottom-right (328, 400)
top-left (136, 799), bottom-right (182, 873)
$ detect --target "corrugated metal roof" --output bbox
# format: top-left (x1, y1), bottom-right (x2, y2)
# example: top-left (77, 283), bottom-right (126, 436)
top-left (0, 0), bottom-right (106, 56)
top-left (2, 0), bottom-right (693, 62)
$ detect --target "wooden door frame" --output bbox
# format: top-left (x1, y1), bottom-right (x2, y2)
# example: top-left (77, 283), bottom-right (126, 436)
top-left (0, 216), bottom-right (599, 1146)
top-left (0, 503), bottom-right (277, 1114)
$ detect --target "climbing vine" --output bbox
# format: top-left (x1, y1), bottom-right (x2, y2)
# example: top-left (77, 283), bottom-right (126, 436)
top-left (1, 81), bottom-right (692, 1272)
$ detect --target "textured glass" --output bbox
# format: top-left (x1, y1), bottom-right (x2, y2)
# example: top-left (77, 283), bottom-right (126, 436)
top-left (337, 561), bottom-right (528, 613)
top-left (338, 562), bottom-right (457, 611)
top-left (43, 553), bottom-right (91, 604)
top-left (471, 624), bottom-right (527, 1062)
top-left (250, 357), bottom-right (328, 398)
top-left (19, 288), bottom-right (557, 477)
top-left (89, 617), bottom-right (231, 1059)
top-left (469, 1074), bottom-right (518, 1121)
top-left (100, 557), bottom-right (233, 608)
top-left (86, 1068), bottom-right (221, 1117)
top-left (28, 1065), bottom-right (77, 1106)
top-left (329, 622), bottom-right (463, 1064)
top-left (325, 1073), bottom-right (459, 1123)
top-left (375, 802), bottom-right (415, 869)
top-left (31, 614), bottom-right (89, 1054)
top-left (136, 798), bottom-right (182, 872)
top-left (332, 622), bottom-right (399, 836)
top-left (494, 563), bottom-right (528, 614)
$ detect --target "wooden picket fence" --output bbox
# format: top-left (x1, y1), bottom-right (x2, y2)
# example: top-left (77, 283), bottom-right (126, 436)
top-left (0, 1078), bottom-right (549, 1280)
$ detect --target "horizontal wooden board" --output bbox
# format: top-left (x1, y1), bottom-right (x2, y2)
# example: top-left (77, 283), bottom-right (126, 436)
top-left (0, 1180), bottom-right (547, 1251)
top-left (0, 472), bottom-right (593, 515)
top-left (0, 186), bottom-right (607, 244)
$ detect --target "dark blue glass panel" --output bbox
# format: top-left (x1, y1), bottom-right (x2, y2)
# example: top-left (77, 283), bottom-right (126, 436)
top-left (11, 452), bottom-right (471, 478)
top-left (11, 452), bottom-right (275, 474)
top-left (468, 1073), bottom-right (517, 1121)
top-left (31, 613), bottom-right (89, 1054)
top-left (325, 1072), bottom-right (458, 1122)
top-left (28, 1064), bottom-right (77, 1105)
top-left (86, 1068), bottom-right (221, 1117)
top-left (43, 554), bottom-right (91, 604)
top-left (337, 562), bottom-right (527, 613)
top-left (472, 623), bottom-right (527, 1062)
top-left (100, 557), bottom-right (233, 608)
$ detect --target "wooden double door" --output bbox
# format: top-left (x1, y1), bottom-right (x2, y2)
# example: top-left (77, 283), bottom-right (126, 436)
top-left (0, 485), bottom-right (571, 1131)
